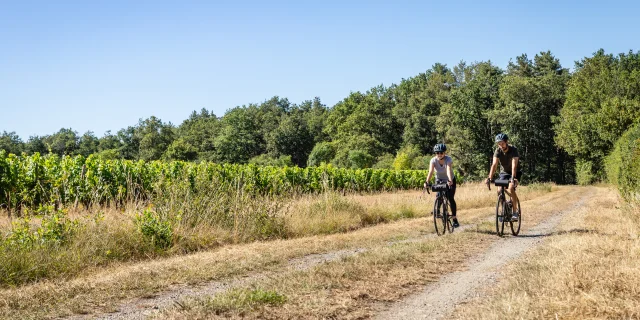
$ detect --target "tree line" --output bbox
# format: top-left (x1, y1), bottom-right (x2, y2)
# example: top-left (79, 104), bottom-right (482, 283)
top-left (2, 49), bottom-right (639, 184)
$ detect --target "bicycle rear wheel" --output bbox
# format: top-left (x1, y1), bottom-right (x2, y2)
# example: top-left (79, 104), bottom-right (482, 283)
top-left (495, 197), bottom-right (506, 237)
top-left (433, 198), bottom-right (446, 236)
top-left (510, 199), bottom-right (521, 236)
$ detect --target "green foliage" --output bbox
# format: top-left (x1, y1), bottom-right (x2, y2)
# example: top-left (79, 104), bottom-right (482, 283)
top-left (555, 49), bottom-right (640, 180)
top-left (206, 288), bottom-right (287, 313)
top-left (348, 150), bottom-right (375, 169)
top-left (393, 145), bottom-right (421, 170)
top-left (267, 110), bottom-right (314, 166)
top-left (373, 153), bottom-right (395, 169)
top-left (605, 124), bottom-right (640, 201)
top-left (135, 208), bottom-right (174, 249)
top-left (575, 159), bottom-right (595, 186)
top-left (411, 155), bottom-right (430, 170)
top-left (0, 131), bottom-right (24, 155)
top-left (249, 154), bottom-right (294, 167)
top-left (392, 64), bottom-right (455, 153)
top-left (4, 206), bottom-right (81, 249)
top-left (307, 142), bottom-right (335, 167)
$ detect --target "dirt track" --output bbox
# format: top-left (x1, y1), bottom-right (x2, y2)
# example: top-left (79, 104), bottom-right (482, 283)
top-left (375, 190), bottom-right (591, 320)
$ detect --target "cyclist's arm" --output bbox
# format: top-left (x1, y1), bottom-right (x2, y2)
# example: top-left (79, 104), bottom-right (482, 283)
top-left (446, 161), bottom-right (454, 184)
top-left (487, 157), bottom-right (499, 181)
top-left (511, 156), bottom-right (519, 183)
top-left (425, 161), bottom-right (435, 185)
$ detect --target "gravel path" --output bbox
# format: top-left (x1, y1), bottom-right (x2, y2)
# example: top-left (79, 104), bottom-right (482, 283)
top-left (374, 188), bottom-right (591, 320)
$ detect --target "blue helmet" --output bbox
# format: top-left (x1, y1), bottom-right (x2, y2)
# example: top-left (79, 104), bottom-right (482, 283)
top-left (495, 133), bottom-right (508, 143)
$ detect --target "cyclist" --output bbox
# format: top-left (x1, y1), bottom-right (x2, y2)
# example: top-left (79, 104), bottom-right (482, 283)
top-left (424, 143), bottom-right (458, 227)
top-left (485, 133), bottom-right (522, 220)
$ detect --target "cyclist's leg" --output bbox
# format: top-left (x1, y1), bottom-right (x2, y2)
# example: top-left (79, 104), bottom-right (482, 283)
top-left (447, 181), bottom-right (457, 216)
top-left (511, 171), bottom-right (523, 213)
top-left (447, 181), bottom-right (459, 227)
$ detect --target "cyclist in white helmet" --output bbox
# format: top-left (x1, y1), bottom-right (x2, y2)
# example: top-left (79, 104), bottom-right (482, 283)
top-left (424, 143), bottom-right (459, 227)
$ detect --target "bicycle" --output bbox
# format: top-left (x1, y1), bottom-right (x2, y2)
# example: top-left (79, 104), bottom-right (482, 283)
top-left (424, 180), bottom-right (455, 235)
top-left (486, 178), bottom-right (521, 236)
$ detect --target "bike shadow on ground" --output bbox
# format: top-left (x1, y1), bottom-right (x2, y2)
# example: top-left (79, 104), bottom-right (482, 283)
top-left (463, 228), bottom-right (602, 238)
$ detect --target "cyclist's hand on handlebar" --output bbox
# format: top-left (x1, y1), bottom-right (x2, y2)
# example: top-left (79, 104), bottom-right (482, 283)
top-left (447, 180), bottom-right (453, 186)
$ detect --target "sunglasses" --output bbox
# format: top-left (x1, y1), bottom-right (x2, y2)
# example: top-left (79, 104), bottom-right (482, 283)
top-left (435, 152), bottom-right (444, 155)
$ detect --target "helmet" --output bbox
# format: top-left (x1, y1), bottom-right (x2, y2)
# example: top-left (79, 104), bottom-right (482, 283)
top-left (495, 133), bottom-right (508, 143)
top-left (433, 143), bottom-right (447, 153)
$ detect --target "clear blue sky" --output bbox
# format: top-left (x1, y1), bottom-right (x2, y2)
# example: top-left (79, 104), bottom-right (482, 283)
top-left (1, 0), bottom-right (638, 140)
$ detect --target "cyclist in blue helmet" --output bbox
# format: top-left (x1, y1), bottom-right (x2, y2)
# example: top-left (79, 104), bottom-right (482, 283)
top-left (424, 143), bottom-right (459, 227)
top-left (485, 133), bottom-right (522, 221)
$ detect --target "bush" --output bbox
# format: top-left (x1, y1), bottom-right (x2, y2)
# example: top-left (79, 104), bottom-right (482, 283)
top-left (411, 155), bottom-right (431, 170)
top-left (348, 150), bottom-right (375, 169)
top-left (393, 145), bottom-right (421, 170)
top-left (135, 208), bottom-right (174, 250)
top-left (605, 124), bottom-right (640, 202)
top-left (575, 159), bottom-right (595, 186)
top-left (307, 142), bottom-right (335, 167)
top-left (373, 153), bottom-right (394, 169)
top-left (248, 154), bottom-right (294, 167)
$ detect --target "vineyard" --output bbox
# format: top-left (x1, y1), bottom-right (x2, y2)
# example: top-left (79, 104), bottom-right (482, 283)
top-left (0, 151), bottom-right (432, 213)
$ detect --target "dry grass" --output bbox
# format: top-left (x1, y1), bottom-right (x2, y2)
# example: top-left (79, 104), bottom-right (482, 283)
top-left (452, 186), bottom-right (640, 320)
top-left (0, 183), bottom-right (559, 319)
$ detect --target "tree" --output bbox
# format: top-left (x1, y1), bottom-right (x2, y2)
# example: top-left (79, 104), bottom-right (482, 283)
top-left (301, 97), bottom-right (329, 143)
top-left (555, 49), bottom-right (640, 182)
top-left (392, 63), bottom-right (455, 153)
top-left (307, 142), bottom-right (335, 167)
top-left (214, 107), bottom-right (263, 163)
top-left (165, 109), bottom-right (219, 161)
top-left (437, 61), bottom-right (503, 179)
top-left (268, 110), bottom-right (315, 167)
top-left (135, 116), bottom-right (175, 161)
top-left (0, 131), bottom-right (24, 155)
top-left (76, 131), bottom-right (100, 157)
top-left (325, 86), bottom-right (403, 165)
top-left (25, 135), bottom-right (48, 155)
top-left (44, 128), bottom-right (79, 156)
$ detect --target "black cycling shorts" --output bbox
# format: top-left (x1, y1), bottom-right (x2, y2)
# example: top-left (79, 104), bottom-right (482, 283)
top-left (499, 171), bottom-right (523, 181)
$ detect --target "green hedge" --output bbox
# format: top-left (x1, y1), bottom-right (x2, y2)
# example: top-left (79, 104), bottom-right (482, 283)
top-left (605, 123), bottom-right (640, 202)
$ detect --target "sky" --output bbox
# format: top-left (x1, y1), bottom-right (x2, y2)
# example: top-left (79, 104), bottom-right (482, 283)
top-left (1, 0), bottom-right (638, 140)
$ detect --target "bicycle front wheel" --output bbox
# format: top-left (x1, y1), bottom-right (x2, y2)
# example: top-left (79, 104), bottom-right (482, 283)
top-left (433, 198), bottom-right (446, 236)
top-left (496, 197), bottom-right (506, 237)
